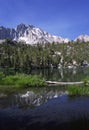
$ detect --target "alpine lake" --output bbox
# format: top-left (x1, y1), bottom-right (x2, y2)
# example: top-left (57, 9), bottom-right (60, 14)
top-left (0, 67), bottom-right (89, 130)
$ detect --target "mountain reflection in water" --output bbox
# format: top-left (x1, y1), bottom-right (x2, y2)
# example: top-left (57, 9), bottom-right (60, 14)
top-left (0, 88), bottom-right (66, 109)
top-left (16, 90), bottom-right (66, 108)
top-left (0, 86), bottom-right (89, 130)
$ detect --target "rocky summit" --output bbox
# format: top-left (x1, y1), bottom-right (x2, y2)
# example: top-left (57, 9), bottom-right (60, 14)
top-left (0, 24), bottom-right (70, 44)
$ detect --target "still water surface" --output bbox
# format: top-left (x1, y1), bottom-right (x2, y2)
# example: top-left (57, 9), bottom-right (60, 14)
top-left (0, 68), bottom-right (89, 130)
top-left (0, 87), bottom-right (89, 130)
top-left (30, 67), bottom-right (89, 82)
top-left (2, 67), bottom-right (89, 81)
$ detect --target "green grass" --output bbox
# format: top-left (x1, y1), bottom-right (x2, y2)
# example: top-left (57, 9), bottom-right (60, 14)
top-left (0, 73), bottom-right (47, 88)
top-left (68, 76), bottom-right (89, 96)
top-left (68, 85), bottom-right (89, 96)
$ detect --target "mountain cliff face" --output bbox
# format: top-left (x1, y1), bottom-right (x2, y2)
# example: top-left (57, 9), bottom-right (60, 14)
top-left (74, 35), bottom-right (89, 42)
top-left (0, 24), bottom-right (70, 44)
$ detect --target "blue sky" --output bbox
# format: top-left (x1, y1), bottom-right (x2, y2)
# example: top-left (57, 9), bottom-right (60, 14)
top-left (0, 0), bottom-right (89, 40)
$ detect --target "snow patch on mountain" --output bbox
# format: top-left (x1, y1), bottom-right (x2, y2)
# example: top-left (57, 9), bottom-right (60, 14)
top-left (74, 35), bottom-right (89, 42)
top-left (0, 24), bottom-right (70, 44)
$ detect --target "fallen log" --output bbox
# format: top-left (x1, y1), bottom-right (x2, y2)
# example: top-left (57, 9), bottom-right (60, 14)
top-left (46, 81), bottom-right (84, 85)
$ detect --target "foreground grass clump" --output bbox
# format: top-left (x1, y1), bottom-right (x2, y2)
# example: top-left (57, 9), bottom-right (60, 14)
top-left (0, 73), bottom-right (47, 87)
top-left (68, 85), bottom-right (89, 96)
